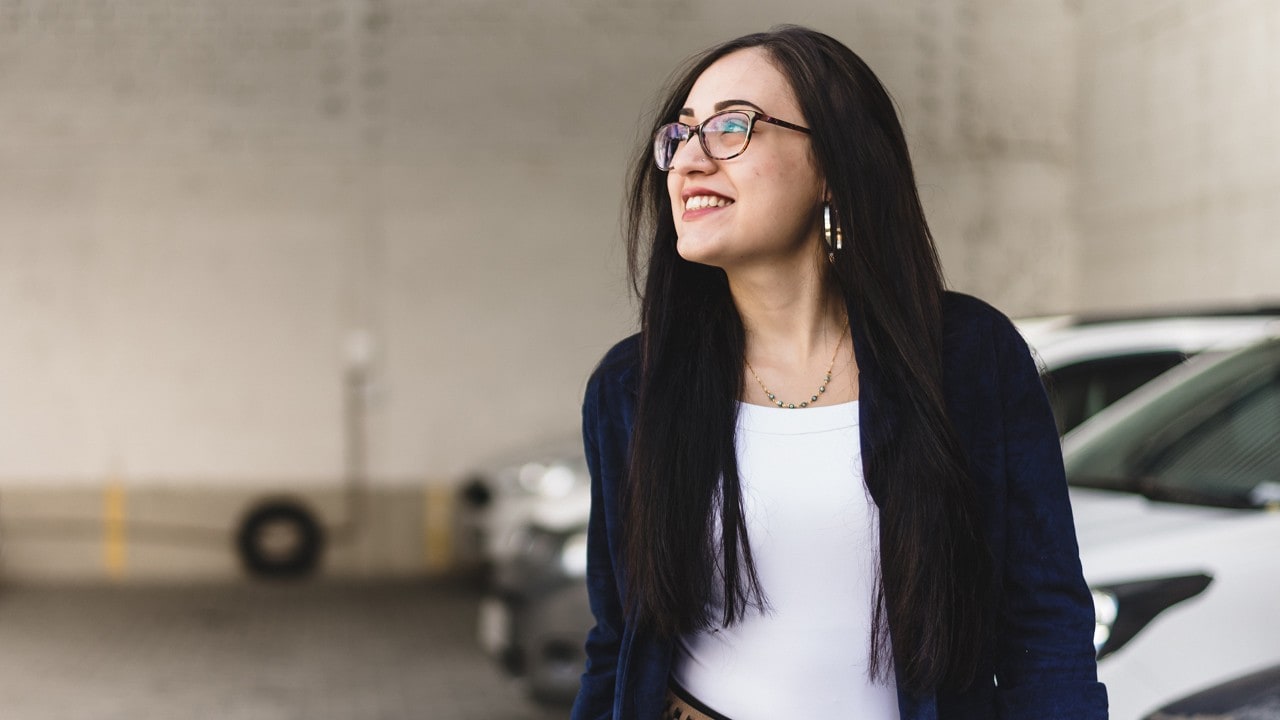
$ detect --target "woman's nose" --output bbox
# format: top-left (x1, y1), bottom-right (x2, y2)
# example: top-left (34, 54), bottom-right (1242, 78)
top-left (668, 135), bottom-right (713, 174)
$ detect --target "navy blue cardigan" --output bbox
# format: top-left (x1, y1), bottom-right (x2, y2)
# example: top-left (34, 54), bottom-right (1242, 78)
top-left (571, 292), bottom-right (1108, 720)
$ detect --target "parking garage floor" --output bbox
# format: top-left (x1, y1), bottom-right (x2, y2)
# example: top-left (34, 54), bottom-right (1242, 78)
top-left (0, 579), bottom-right (568, 720)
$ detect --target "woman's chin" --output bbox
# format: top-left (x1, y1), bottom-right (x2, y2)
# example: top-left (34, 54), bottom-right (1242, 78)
top-left (675, 236), bottom-right (729, 267)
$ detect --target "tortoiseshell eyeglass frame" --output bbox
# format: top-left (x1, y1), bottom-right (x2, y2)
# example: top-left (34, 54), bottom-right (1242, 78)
top-left (654, 109), bottom-right (811, 171)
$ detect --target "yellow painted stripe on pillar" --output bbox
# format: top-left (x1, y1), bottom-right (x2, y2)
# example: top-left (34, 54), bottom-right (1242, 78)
top-left (423, 485), bottom-right (454, 572)
top-left (103, 482), bottom-right (128, 581)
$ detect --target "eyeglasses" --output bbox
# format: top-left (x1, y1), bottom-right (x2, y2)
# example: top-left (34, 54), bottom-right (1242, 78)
top-left (653, 109), bottom-right (811, 171)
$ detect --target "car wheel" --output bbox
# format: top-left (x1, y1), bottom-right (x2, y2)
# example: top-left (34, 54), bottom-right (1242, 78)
top-left (236, 500), bottom-right (324, 579)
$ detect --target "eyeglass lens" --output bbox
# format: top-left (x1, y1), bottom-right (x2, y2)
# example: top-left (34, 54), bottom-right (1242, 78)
top-left (654, 111), bottom-right (752, 171)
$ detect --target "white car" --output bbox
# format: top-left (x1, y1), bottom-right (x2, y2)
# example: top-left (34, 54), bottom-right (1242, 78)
top-left (1065, 335), bottom-right (1280, 720)
top-left (1017, 311), bottom-right (1280, 433)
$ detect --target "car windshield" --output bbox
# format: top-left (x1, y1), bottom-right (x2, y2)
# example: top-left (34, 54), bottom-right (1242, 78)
top-left (1064, 338), bottom-right (1280, 510)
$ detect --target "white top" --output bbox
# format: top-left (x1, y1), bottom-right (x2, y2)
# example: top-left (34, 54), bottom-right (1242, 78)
top-left (671, 400), bottom-right (899, 719)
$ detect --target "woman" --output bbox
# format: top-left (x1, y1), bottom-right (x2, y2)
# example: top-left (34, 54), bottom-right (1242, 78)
top-left (572, 26), bottom-right (1107, 720)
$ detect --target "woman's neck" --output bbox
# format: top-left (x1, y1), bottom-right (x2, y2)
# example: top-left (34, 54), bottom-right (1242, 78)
top-left (727, 264), bottom-right (846, 367)
top-left (728, 257), bottom-right (859, 407)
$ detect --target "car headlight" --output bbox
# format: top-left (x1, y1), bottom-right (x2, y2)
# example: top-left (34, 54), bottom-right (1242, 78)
top-left (517, 462), bottom-right (582, 499)
top-left (559, 531), bottom-right (589, 578)
top-left (1091, 572), bottom-right (1212, 660)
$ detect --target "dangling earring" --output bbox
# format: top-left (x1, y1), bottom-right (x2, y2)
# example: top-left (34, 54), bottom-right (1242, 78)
top-left (823, 202), bottom-right (844, 263)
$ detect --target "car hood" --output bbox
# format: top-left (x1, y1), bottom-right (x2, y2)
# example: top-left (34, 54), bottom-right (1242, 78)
top-left (1069, 486), bottom-right (1276, 585)
top-left (1069, 487), bottom-right (1245, 548)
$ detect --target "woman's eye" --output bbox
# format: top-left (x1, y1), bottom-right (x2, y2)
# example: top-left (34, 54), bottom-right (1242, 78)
top-left (707, 114), bottom-right (749, 135)
top-left (718, 119), bottom-right (748, 134)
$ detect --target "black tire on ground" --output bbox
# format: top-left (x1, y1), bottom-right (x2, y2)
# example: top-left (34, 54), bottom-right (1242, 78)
top-left (236, 501), bottom-right (324, 579)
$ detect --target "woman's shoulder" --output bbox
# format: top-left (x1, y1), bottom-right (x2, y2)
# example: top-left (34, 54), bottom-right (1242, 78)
top-left (585, 332), bottom-right (642, 400)
top-left (939, 291), bottom-right (1044, 391)
top-left (942, 290), bottom-right (1012, 331)
top-left (941, 291), bottom-right (1029, 359)
top-left (582, 334), bottom-right (641, 445)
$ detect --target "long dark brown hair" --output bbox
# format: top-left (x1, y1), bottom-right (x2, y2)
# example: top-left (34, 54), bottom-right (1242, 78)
top-left (621, 26), bottom-right (994, 694)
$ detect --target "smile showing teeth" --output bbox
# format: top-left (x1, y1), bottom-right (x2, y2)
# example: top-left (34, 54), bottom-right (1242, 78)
top-left (684, 195), bottom-right (734, 211)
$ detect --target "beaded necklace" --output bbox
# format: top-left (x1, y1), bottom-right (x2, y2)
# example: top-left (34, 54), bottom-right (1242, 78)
top-left (744, 323), bottom-right (849, 409)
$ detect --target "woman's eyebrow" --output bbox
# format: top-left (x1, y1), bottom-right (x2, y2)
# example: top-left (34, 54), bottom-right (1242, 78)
top-left (679, 99), bottom-right (766, 117)
top-left (714, 99), bottom-right (765, 112)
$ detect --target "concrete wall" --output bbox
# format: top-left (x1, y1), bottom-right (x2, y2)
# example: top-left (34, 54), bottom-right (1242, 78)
top-left (8, 0), bottom-right (1268, 580)
top-left (1077, 0), bottom-right (1280, 311)
top-left (904, 1), bottom-right (1080, 314)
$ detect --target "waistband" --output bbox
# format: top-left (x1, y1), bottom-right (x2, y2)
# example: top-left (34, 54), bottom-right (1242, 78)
top-left (664, 680), bottom-right (733, 720)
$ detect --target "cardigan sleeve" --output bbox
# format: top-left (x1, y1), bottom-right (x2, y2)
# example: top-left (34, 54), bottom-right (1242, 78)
top-left (570, 365), bottom-right (626, 720)
top-left (990, 317), bottom-right (1109, 719)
